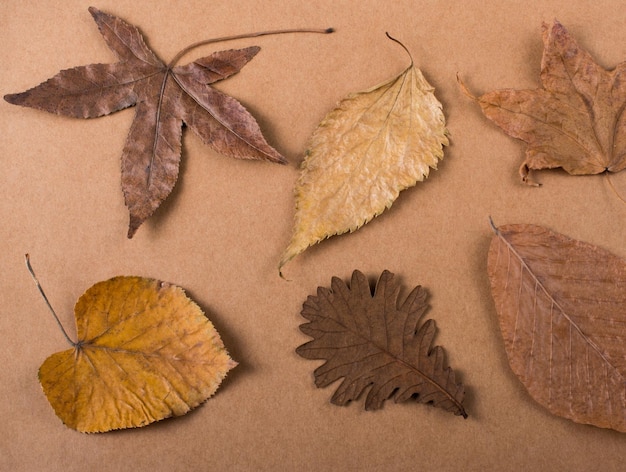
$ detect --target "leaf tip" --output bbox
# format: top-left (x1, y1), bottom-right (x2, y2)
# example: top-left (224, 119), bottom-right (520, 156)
top-left (4, 93), bottom-right (20, 105)
top-left (275, 154), bottom-right (289, 165)
top-left (544, 18), bottom-right (564, 36)
top-left (278, 266), bottom-right (292, 282)
top-left (456, 74), bottom-right (478, 100)
top-left (488, 216), bottom-right (499, 234)
top-left (127, 216), bottom-right (142, 239)
top-left (519, 163), bottom-right (542, 186)
top-left (257, 146), bottom-right (288, 165)
top-left (278, 239), bottom-right (304, 278)
top-left (87, 6), bottom-right (102, 18)
top-left (226, 357), bottom-right (239, 372)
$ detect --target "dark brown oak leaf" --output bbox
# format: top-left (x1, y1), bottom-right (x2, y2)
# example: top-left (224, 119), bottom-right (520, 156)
top-left (4, 7), bottom-right (286, 237)
top-left (461, 20), bottom-right (626, 185)
top-left (296, 270), bottom-right (467, 417)
top-left (487, 222), bottom-right (626, 432)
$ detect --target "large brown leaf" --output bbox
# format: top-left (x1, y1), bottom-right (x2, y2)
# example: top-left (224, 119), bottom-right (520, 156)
top-left (487, 222), bottom-right (626, 432)
top-left (296, 270), bottom-right (466, 417)
top-left (461, 20), bottom-right (626, 185)
top-left (4, 7), bottom-right (285, 237)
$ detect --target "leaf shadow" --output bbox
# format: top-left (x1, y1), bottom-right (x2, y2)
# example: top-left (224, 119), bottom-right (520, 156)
top-left (237, 99), bottom-right (292, 163)
top-left (473, 220), bottom-right (561, 423)
top-left (98, 288), bottom-right (248, 436)
top-left (521, 34), bottom-right (544, 85)
top-left (188, 292), bottom-right (251, 396)
top-left (99, 399), bottom-right (205, 435)
top-left (138, 127), bottom-right (191, 238)
top-left (422, 284), bottom-right (478, 421)
top-left (472, 223), bottom-right (513, 409)
top-left (141, 100), bottom-right (291, 239)
top-left (84, 389), bottom-right (212, 436)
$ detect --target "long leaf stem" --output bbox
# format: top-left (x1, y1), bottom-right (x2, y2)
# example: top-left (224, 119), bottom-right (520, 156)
top-left (168, 27), bottom-right (334, 67)
top-left (385, 32), bottom-right (413, 67)
top-left (488, 215), bottom-right (499, 234)
top-left (25, 254), bottom-right (77, 347)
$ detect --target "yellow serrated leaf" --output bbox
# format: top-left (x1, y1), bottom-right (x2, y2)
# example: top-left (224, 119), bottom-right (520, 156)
top-left (280, 37), bottom-right (448, 274)
top-left (37, 275), bottom-right (236, 433)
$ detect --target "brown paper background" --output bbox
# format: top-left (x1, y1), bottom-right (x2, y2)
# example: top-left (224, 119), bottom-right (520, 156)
top-left (1, 1), bottom-right (625, 470)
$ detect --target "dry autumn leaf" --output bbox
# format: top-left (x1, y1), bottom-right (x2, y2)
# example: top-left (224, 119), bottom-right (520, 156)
top-left (4, 8), bottom-right (307, 238)
top-left (26, 256), bottom-right (235, 433)
top-left (279, 35), bottom-right (448, 273)
top-left (297, 270), bottom-right (466, 417)
top-left (487, 222), bottom-right (626, 432)
top-left (460, 20), bottom-right (626, 185)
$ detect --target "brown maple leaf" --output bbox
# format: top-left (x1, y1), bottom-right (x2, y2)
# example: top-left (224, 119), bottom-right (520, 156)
top-left (296, 270), bottom-right (467, 417)
top-left (487, 222), bottom-right (626, 432)
top-left (4, 7), bottom-right (286, 237)
top-left (460, 20), bottom-right (626, 185)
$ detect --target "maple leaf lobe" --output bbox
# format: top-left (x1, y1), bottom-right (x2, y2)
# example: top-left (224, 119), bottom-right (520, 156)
top-left (297, 270), bottom-right (466, 417)
top-left (175, 47), bottom-right (261, 85)
top-left (88, 7), bottom-right (162, 65)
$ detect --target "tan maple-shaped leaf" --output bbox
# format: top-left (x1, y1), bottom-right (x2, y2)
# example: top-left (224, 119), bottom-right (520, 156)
top-left (296, 270), bottom-right (466, 417)
top-left (26, 256), bottom-right (236, 433)
top-left (487, 222), bottom-right (626, 432)
top-left (279, 35), bottom-right (448, 273)
top-left (5, 7), bottom-right (289, 237)
top-left (460, 20), bottom-right (626, 185)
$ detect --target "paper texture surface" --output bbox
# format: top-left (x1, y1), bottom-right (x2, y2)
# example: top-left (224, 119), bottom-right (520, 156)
top-left (1, 1), bottom-right (625, 470)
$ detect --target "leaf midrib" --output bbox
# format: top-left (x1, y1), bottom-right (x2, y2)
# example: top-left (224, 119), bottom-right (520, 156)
top-left (495, 228), bottom-right (624, 381)
top-left (328, 287), bottom-right (464, 412)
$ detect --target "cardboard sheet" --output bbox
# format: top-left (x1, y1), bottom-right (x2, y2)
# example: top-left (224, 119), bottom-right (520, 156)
top-left (1, 1), bottom-right (625, 470)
